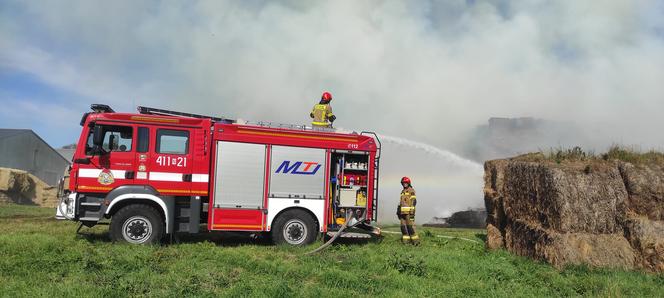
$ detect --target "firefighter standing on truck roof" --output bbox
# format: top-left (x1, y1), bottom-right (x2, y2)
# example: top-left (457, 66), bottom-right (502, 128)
top-left (310, 91), bottom-right (336, 128)
top-left (397, 177), bottom-right (419, 245)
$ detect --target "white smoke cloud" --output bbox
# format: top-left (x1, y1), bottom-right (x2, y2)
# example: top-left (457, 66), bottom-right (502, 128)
top-left (3, 1), bottom-right (664, 139)
top-left (2, 0), bottom-right (664, 221)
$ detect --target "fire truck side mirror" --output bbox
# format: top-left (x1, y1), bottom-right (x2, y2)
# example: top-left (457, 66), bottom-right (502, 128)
top-left (93, 125), bottom-right (104, 147)
top-left (91, 125), bottom-right (109, 155)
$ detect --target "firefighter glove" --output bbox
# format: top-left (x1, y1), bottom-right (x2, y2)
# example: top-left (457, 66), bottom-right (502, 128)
top-left (329, 115), bottom-right (336, 122)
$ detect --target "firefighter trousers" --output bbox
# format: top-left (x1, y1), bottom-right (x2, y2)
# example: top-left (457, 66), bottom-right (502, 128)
top-left (399, 214), bottom-right (419, 245)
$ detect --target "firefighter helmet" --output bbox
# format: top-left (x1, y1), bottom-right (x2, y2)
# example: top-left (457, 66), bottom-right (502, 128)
top-left (401, 177), bottom-right (411, 185)
top-left (321, 91), bottom-right (332, 102)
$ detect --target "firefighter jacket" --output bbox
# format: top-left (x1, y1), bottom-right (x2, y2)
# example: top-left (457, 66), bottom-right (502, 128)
top-left (310, 103), bottom-right (334, 126)
top-left (398, 186), bottom-right (417, 215)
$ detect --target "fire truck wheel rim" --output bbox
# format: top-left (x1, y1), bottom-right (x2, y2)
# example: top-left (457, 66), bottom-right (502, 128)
top-left (122, 216), bottom-right (153, 244)
top-left (283, 219), bottom-right (307, 245)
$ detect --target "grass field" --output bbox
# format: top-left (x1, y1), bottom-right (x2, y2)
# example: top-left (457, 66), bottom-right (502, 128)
top-left (1, 204), bottom-right (662, 297)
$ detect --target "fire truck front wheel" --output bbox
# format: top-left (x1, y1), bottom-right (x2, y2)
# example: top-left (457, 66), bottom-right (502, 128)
top-left (271, 209), bottom-right (318, 246)
top-left (110, 204), bottom-right (164, 245)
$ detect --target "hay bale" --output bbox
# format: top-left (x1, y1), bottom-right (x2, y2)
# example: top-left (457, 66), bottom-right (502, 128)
top-left (0, 192), bottom-right (11, 203)
top-left (0, 168), bottom-right (57, 207)
top-left (549, 233), bottom-right (636, 270)
top-left (483, 156), bottom-right (663, 272)
top-left (0, 169), bottom-right (10, 192)
top-left (504, 219), bottom-right (550, 261)
top-left (486, 223), bottom-right (504, 250)
top-left (484, 160), bottom-right (508, 228)
top-left (484, 159), bottom-right (509, 193)
top-left (618, 163), bottom-right (664, 220)
top-left (0, 168), bottom-right (33, 193)
top-left (624, 217), bottom-right (664, 272)
top-left (504, 161), bottom-right (627, 234)
top-left (38, 187), bottom-right (58, 207)
top-left (504, 219), bottom-right (636, 270)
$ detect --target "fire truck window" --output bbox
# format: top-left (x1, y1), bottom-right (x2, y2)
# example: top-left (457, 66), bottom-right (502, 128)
top-left (85, 125), bottom-right (133, 155)
top-left (156, 129), bottom-right (189, 155)
top-left (137, 127), bottom-right (149, 153)
top-left (85, 132), bottom-right (94, 155)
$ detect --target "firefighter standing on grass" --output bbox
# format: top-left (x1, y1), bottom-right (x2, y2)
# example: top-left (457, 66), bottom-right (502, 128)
top-left (310, 91), bottom-right (336, 128)
top-left (397, 176), bottom-right (419, 245)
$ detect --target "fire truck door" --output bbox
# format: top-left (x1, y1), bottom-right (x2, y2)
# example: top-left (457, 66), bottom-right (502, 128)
top-left (76, 123), bottom-right (136, 193)
top-left (148, 128), bottom-right (194, 195)
top-left (210, 141), bottom-right (266, 231)
top-left (133, 127), bottom-right (151, 184)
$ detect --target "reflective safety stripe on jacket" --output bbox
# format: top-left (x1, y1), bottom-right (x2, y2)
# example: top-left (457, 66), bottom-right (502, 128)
top-left (311, 103), bottom-right (334, 126)
top-left (400, 206), bottom-right (415, 214)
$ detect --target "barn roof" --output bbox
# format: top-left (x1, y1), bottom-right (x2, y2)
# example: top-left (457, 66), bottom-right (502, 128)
top-left (0, 128), bottom-right (69, 164)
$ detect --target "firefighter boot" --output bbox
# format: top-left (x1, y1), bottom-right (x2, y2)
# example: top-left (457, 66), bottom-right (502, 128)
top-left (406, 223), bottom-right (420, 246)
top-left (410, 232), bottom-right (420, 245)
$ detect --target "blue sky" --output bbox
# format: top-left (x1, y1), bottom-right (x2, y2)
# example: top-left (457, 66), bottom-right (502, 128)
top-left (1, 0), bottom-right (664, 149)
top-left (0, 68), bottom-right (88, 146)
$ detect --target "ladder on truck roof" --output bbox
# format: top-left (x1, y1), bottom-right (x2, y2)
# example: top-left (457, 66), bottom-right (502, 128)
top-left (137, 106), bottom-right (235, 124)
top-left (138, 106), bottom-right (331, 132)
top-left (361, 131), bottom-right (381, 222)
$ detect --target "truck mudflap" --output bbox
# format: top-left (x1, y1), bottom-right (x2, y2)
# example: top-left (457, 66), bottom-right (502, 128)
top-left (56, 193), bottom-right (77, 220)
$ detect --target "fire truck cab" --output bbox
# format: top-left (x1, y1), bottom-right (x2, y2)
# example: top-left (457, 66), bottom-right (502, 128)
top-left (56, 104), bottom-right (381, 246)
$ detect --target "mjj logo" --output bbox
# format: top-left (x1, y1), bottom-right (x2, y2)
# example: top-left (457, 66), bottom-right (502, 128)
top-left (275, 161), bottom-right (321, 175)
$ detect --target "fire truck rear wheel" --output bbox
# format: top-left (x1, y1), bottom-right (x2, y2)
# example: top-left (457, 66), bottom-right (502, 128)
top-left (110, 204), bottom-right (164, 245)
top-left (271, 209), bottom-right (318, 246)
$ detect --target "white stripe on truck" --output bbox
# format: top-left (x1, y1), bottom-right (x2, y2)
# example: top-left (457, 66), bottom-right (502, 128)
top-left (78, 169), bottom-right (209, 183)
top-left (149, 172), bottom-right (183, 182)
top-left (192, 174), bottom-right (209, 183)
top-left (78, 169), bottom-right (126, 179)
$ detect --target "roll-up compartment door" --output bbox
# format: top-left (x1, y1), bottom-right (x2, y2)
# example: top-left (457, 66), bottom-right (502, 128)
top-left (270, 146), bottom-right (326, 199)
top-left (214, 141), bottom-right (266, 209)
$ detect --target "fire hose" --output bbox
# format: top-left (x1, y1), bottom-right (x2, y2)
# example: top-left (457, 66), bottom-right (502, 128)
top-left (305, 210), bottom-right (353, 255)
top-left (380, 230), bottom-right (481, 244)
top-left (305, 210), bottom-right (377, 255)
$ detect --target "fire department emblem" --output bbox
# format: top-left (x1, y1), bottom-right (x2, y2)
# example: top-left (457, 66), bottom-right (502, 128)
top-left (98, 169), bottom-right (115, 185)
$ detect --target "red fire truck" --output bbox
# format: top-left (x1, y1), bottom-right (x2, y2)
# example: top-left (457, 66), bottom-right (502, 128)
top-left (56, 104), bottom-right (381, 246)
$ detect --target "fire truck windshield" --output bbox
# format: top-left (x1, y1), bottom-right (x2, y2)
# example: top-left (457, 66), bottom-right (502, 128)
top-left (85, 125), bottom-right (133, 155)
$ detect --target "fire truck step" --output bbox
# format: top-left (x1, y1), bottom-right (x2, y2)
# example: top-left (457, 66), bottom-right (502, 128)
top-left (80, 202), bottom-right (102, 207)
top-left (172, 197), bottom-right (201, 234)
top-left (78, 217), bottom-right (100, 222)
top-left (175, 208), bottom-right (191, 218)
